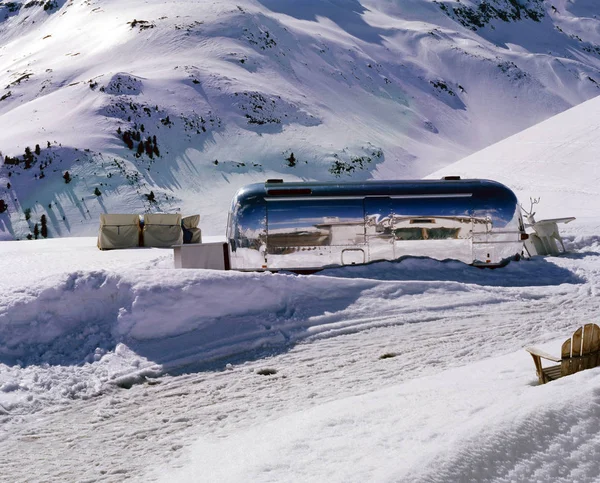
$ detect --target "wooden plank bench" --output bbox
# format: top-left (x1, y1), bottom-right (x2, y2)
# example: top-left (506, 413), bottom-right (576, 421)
top-left (526, 323), bottom-right (600, 384)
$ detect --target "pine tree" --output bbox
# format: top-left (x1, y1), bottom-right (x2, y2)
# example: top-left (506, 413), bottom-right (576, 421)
top-left (24, 146), bottom-right (33, 169)
top-left (33, 223), bottom-right (39, 240)
top-left (41, 214), bottom-right (48, 238)
top-left (63, 171), bottom-right (71, 183)
top-left (137, 141), bottom-right (144, 156)
top-left (94, 187), bottom-right (102, 196)
top-left (123, 131), bottom-right (133, 149)
top-left (35, 144), bottom-right (41, 155)
top-left (286, 152), bottom-right (297, 167)
top-left (0, 199), bottom-right (6, 213)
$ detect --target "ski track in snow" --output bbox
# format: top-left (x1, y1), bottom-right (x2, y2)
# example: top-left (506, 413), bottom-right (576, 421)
top-left (0, 234), bottom-right (598, 482)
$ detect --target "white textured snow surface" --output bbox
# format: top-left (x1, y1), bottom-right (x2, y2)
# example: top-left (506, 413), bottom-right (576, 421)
top-left (1, 94), bottom-right (600, 482)
top-left (2, 0), bottom-right (600, 481)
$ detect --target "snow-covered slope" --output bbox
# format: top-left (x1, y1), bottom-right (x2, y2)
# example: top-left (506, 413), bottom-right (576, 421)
top-left (1, 87), bottom-right (600, 481)
top-left (428, 92), bottom-right (600, 225)
top-left (1, 0), bottom-right (600, 240)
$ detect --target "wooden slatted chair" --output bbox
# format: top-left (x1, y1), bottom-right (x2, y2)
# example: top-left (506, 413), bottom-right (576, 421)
top-left (526, 323), bottom-right (600, 384)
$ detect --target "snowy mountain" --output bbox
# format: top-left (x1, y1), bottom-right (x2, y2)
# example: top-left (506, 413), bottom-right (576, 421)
top-left (429, 89), bottom-right (600, 226)
top-left (1, 0), bottom-right (600, 240)
top-left (1, 90), bottom-right (600, 480)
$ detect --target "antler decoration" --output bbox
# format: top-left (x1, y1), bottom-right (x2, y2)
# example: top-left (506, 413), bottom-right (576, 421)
top-left (520, 197), bottom-right (540, 225)
top-left (520, 197), bottom-right (540, 216)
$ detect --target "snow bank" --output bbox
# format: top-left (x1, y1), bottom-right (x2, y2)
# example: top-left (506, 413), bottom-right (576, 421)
top-left (0, 239), bottom-right (584, 368)
top-left (161, 351), bottom-right (600, 483)
top-left (0, 235), bottom-right (594, 417)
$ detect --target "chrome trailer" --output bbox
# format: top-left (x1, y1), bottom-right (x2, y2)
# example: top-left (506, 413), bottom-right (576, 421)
top-left (224, 178), bottom-right (528, 271)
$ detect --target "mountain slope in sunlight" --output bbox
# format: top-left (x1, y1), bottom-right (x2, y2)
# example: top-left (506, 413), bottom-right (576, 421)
top-left (1, 0), bottom-right (600, 239)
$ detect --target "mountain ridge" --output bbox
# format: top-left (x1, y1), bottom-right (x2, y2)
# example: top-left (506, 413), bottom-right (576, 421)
top-left (0, 0), bottom-right (599, 239)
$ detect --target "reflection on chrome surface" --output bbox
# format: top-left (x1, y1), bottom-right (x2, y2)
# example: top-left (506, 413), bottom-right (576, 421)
top-left (227, 179), bottom-right (526, 271)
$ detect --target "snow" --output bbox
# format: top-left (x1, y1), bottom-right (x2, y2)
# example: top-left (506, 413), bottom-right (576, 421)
top-left (2, 235), bottom-right (600, 481)
top-left (2, 115), bottom-right (600, 480)
top-left (2, 0), bottom-right (600, 240)
top-left (428, 92), bottom-right (600, 223)
top-left (164, 355), bottom-right (600, 483)
top-left (1, 0), bottom-right (600, 481)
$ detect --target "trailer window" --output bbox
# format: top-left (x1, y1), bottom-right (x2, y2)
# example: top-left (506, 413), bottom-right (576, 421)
top-left (393, 228), bottom-right (424, 240)
top-left (393, 227), bottom-right (461, 241)
top-left (267, 199), bottom-right (365, 247)
top-left (427, 227), bottom-right (460, 239)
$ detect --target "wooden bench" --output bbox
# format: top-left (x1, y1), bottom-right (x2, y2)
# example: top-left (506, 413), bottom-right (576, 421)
top-left (526, 323), bottom-right (600, 384)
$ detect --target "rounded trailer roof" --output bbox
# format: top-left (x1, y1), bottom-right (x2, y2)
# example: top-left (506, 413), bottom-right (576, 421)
top-left (233, 178), bottom-right (518, 204)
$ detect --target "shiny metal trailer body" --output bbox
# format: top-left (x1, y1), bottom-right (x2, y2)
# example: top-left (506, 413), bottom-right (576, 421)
top-left (226, 179), bottom-right (526, 271)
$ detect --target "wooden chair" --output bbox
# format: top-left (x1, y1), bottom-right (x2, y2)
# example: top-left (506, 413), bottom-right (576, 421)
top-left (526, 323), bottom-right (600, 384)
